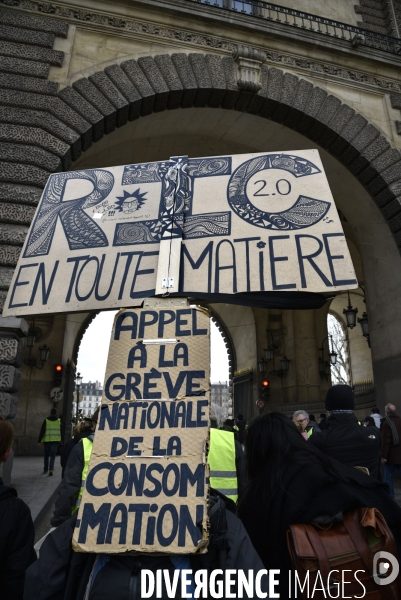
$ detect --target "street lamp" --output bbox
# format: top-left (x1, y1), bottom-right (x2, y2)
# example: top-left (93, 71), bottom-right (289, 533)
top-left (75, 371), bottom-right (83, 425)
top-left (258, 358), bottom-right (267, 372)
top-left (343, 291), bottom-right (358, 329)
top-left (358, 312), bottom-right (370, 347)
top-left (318, 335), bottom-right (337, 380)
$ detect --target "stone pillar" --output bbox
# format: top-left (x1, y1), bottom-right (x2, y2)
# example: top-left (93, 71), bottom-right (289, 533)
top-left (0, 316), bottom-right (28, 481)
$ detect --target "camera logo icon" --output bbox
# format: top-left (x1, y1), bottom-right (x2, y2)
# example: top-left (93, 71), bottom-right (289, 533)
top-left (373, 551), bottom-right (399, 586)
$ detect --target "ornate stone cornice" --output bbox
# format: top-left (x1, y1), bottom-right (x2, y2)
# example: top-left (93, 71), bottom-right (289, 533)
top-left (2, 0), bottom-right (401, 96)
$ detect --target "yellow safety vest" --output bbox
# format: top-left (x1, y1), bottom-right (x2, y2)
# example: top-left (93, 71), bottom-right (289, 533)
top-left (72, 437), bottom-right (93, 514)
top-left (307, 428), bottom-right (313, 438)
top-left (41, 418), bottom-right (61, 443)
top-left (208, 429), bottom-right (238, 502)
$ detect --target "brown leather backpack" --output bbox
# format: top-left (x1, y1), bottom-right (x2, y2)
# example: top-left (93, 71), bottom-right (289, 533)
top-left (287, 507), bottom-right (401, 599)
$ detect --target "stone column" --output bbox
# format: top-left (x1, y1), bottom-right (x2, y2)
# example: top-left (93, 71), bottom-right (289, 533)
top-left (0, 316), bottom-right (28, 482)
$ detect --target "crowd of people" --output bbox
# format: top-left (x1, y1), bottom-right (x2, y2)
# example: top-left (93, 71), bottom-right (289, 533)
top-left (1, 385), bottom-right (401, 598)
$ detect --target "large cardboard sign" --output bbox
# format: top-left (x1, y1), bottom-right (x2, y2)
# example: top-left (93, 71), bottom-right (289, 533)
top-left (4, 150), bottom-right (357, 316)
top-left (72, 304), bottom-right (210, 554)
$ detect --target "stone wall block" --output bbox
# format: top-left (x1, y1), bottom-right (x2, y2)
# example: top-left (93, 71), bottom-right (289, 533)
top-left (0, 105), bottom-right (78, 150)
top-left (0, 123), bottom-right (72, 170)
top-left (188, 54), bottom-right (211, 107)
top-left (0, 73), bottom-right (58, 95)
top-left (0, 56), bottom-right (50, 79)
top-left (0, 244), bottom-right (21, 267)
top-left (308, 95), bottom-right (341, 143)
top-left (0, 365), bottom-right (21, 393)
top-left (0, 202), bottom-right (36, 225)
top-left (7, 395), bottom-right (18, 419)
top-left (0, 391), bottom-right (10, 417)
top-left (374, 181), bottom-right (401, 206)
top-left (234, 90), bottom-right (254, 113)
top-left (154, 55), bottom-right (183, 110)
top-left (259, 67), bottom-right (283, 119)
top-left (0, 291), bottom-right (6, 312)
top-left (0, 142), bottom-right (61, 172)
top-left (272, 72), bottom-right (299, 123)
top-left (137, 57), bottom-right (169, 113)
top-left (357, 148), bottom-right (401, 186)
top-left (0, 23), bottom-right (55, 48)
top-left (329, 112), bottom-right (364, 157)
top-left (284, 79), bottom-right (313, 130)
top-left (104, 64), bottom-right (142, 120)
top-left (295, 87), bottom-right (327, 135)
top-left (380, 198), bottom-right (401, 219)
top-left (221, 57), bottom-right (239, 110)
top-left (0, 183), bottom-right (41, 205)
top-left (0, 89), bottom-right (89, 154)
top-left (0, 8), bottom-right (68, 37)
top-left (0, 267), bottom-right (13, 291)
top-left (89, 71), bottom-right (129, 127)
top-left (0, 224), bottom-right (28, 245)
top-left (0, 161), bottom-right (49, 187)
top-left (366, 160), bottom-right (401, 196)
top-left (58, 87), bottom-right (104, 142)
top-left (390, 94), bottom-right (401, 110)
top-left (0, 338), bottom-right (22, 367)
top-left (205, 54), bottom-right (226, 108)
top-left (73, 78), bottom-right (116, 134)
top-left (171, 54), bottom-right (197, 108)
top-left (0, 40), bottom-right (63, 66)
top-left (395, 121), bottom-right (401, 136)
top-left (121, 59), bottom-right (155, 116)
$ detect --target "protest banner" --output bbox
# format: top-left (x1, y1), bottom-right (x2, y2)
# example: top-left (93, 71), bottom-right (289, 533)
top-left (3, 149), bottom-right (357, 317)
top-left (72, 301), bottom-right (210, 554)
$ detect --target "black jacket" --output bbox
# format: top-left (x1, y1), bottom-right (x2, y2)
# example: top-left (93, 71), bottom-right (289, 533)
top-left (0, 478), bottom-right (36, 599)
top-left (60, 429), bottom-right (93, 477)
top-left (239, 450), bottom-right (401, 598)
top-left (309, 412), bottom-right (381, 478)
top-left (38, 415), bottom-right (61, 443)
top-left (51, 434), bottom-right (93, 527)
top-left (26, 494), bottom-right (268, 600)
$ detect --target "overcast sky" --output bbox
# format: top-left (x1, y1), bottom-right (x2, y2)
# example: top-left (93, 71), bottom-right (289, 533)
top-left (77, 311), bottom-right (229, 385)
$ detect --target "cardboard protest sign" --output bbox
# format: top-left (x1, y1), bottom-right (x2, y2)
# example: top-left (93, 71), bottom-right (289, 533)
top-left (72, 303), bottom-right (210, 554)
top-left (4, 150), bottom-right (357, 317)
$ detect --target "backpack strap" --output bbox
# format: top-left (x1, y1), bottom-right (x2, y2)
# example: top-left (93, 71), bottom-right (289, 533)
top-left (342, 513), bottom-right (395, 600)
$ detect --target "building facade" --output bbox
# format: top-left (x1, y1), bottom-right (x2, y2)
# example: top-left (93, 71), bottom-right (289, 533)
top-left (1, 0), bottom-right (401, 452)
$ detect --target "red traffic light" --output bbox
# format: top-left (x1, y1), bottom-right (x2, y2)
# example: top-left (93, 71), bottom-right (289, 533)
top-left (55, 364), bottom-right (63, 372)
top-left (262, 379), bottom-right (270, 387)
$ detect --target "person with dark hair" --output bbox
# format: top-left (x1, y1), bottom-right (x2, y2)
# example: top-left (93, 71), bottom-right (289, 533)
top-left (381, 403), bottom-right (401, 499)
top-left (363, 415), bottom-right (377, 428)
top-left (38, 407), bottom-right (61, 476)
top-left (310, 384), bottom-right (381, 478)
top-left (234, 413), bottom-right (248, 445)
top-left (238, 412), bottom-right (401, 598)
top-left (0, 416), bottom-right (36, 599)
top-left (60, 408), bottom-right (99, 478)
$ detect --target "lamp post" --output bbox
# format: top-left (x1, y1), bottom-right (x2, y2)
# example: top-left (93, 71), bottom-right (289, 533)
top-left (75, 371), bottom-right (83, 426)
top-left (343, 291), bottom-right (358, 329)
top-left (358, 312), bottom-right (370, 347)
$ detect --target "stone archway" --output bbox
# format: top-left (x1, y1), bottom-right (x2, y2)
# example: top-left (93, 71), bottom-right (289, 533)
top-left (3, 19), bottom-right (401, 447)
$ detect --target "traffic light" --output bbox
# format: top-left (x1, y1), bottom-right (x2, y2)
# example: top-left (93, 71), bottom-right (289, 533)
top-left (261, 379), bottom-right (270, 399)
top-left (54, 364), bottom-right (63, 387)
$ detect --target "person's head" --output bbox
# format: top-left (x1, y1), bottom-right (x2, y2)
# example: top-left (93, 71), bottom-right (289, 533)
top-left (385, 403), bottom-right (397, 415)
top-left (325, 385), bottom-right (354, 412)
top-left (363, 416), bottom-right (375, 427)
top-left (0, 416), bottom-right (14, 463)
top-left (244, 413), bottom-right (343, 507)
top-left (73, 408), bottom-right (99, 435)
top-left (309, 414), bottom-right (315, 422)
top-left (371, 408), bottom-right (380, 415)
top-left (237, 414), bottom-right (244, 421)
top-left (319, 413), bottom-right (326, 421)
top-left (50, 408), bottom-right (57, 417)
top-left (292, 410), bottom-right (309, 431)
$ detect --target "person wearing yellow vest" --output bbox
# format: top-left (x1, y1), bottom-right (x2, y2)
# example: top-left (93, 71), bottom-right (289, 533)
top-left (293, 409), bottom-right (321, 440)
top-left (208, 427), bottom-right (247, 503)
top-left (51, 410), bottom-right (98, 527)
top-left (38, 408), bottom-right (61, 477)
